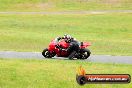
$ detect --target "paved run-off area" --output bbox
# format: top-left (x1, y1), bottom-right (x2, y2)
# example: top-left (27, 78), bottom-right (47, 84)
top-left (0, 51), bottom-right (132, 64)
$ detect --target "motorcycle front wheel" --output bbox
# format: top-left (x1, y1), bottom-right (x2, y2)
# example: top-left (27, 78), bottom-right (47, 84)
top-left (42, 48), bottom-right (52, 58)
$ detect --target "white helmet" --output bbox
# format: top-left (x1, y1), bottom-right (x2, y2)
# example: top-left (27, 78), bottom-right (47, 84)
top-left (63, 34), bottom-right (72, 43)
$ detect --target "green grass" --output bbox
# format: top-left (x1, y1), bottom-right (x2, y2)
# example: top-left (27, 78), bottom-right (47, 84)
top-left (0, 0), bottom-right (132, 11)
top-left (0, 58), bottom-right (131, 88)
top-left (0, 13), bottom-right (132, 55)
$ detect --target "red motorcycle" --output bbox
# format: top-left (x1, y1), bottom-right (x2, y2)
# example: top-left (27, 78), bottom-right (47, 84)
top-left (42, 39), bottom-right (91, 59)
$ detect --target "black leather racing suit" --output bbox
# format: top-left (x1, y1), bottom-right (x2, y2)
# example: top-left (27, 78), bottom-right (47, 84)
top-left (67, 38), bottom-right (80, 59)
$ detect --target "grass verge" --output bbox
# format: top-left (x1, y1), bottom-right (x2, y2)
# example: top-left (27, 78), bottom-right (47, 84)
top-left (0, 13), bottom-right (132, 55)
top-left (0, 0), bottom-right (132, 11)
top-left (0, 58), bottom-right (132, 88)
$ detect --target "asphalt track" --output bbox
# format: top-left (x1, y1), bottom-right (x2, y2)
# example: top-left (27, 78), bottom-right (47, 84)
top-left (0, 10), bottom-right (132, 15)
top-left (0, 51), bottom-right (132, 64)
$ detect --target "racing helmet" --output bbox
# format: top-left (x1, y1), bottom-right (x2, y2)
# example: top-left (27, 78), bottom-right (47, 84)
top-left (63, 34), bottom-right (72, 43)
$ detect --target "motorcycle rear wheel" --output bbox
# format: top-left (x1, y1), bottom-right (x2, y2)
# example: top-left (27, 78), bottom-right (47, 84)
top-left (77, 49), bottom-right (91, 59)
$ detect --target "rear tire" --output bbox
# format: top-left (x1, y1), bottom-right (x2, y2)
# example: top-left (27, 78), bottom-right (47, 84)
top-left (42, 48), bottom-right (52, 58)
top-left (77, 49), bottom-right (91, 59)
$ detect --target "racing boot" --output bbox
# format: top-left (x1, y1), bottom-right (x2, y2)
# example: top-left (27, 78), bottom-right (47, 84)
top-left (68, 51), bottom-right (76, 60)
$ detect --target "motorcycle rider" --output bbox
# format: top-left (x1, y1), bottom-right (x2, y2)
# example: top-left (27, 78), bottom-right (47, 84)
top-left (55, 34), bottom-right (80, 59)
top-left (65, 35), bottom-right (80, 59)
top-left (54, 34), bottom-right (72, 43)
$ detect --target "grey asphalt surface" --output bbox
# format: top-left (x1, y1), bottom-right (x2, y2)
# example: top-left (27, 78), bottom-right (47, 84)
top-left (0, 51), bottom-right (132, 64)
top-left (0, 10), bottom-right (132, 15)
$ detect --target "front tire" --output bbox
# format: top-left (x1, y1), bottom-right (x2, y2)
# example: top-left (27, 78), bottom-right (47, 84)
top-left (42, 48), bottom-right (52, 58)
